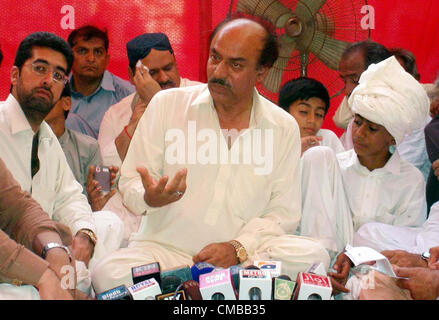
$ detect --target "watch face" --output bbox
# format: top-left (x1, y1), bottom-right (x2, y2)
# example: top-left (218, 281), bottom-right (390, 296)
top-left (422, 251), bottom-right (431, 260)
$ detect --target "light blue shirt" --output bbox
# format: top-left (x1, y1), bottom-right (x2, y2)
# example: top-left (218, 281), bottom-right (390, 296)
top-left (66, 70), bottom-right (135, 138)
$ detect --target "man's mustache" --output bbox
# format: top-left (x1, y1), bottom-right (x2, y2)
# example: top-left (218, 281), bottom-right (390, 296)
top-left (159, 80), bottom-right (176, 88)
top-left (209, 78), bottom-right (231, 88)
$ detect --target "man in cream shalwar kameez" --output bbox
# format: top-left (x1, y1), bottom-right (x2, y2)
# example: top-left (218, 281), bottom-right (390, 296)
top-left (92, 18), bottom-right (329, 294)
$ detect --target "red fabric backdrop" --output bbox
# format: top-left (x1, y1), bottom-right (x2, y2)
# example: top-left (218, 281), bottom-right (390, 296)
top-left (0, 0), bottom-right (438, 135)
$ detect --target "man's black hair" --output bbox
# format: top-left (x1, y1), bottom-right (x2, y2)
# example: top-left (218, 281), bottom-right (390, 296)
top-left (68, 25), bottom-right (109, 51)
top-left (342, 40), bottom-right (392, 69)
top-left (389, 47), bottom-right (420, 80)
top-left (278, 77), bottom-right (330, 115)
top-left (14, 32), bottom-right (73, 74)
top-left (209, 15), bottom-right (279, 69)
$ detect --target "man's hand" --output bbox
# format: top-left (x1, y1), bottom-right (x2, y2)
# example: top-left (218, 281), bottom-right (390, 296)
top-left (125, 99), bottom-right (148, 137)
top-left (382, 250), bottom-right (427, 268)
top-left (71, 232), bottom-right (94, 267)
top-left (328, 252), bottom-right (353, 294)
top-left (133, 64), bottom-right (161, 105)
top-left (192, 242), bottom-right (237, 268)
top-left (137, 166), bottom-right (187, 207)
top-left (395, 266), bottom-right (439, 300)
top-left (36, 268), bottom-right (73, 300)
top-left (301, 136), bottom-right (323, 155)
top-left (433, 159), bottom-right (439, 180)
top-left (86, 165), bottom-right (118, 211)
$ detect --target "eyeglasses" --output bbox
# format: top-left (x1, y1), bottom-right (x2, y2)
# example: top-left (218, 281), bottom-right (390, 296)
top-left (25, 62), bottom-right (69, 86)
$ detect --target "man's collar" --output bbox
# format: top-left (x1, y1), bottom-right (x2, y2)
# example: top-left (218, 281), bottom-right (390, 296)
top-left (4, 94), bottom-right (54, 140)
top-left (347, 148), bottom-right (401, 175)
top-left (190, 86), bottom-right (273, 128)
top-left (70, 70), bottom-right (115, 97)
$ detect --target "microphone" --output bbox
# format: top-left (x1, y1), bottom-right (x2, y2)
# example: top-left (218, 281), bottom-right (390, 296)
top-left (97, 284), bottom-right (132, 300)
top-left (191, 262), bottom-right (215, 283)
top-left (131, 262), bottom-right (161, 285)
top-left (199, 268), bottom-right (237, 300)
top-left (254, 260), bottom-right (282, 278)
top-left (182, 280), bottom-right (203, 300)
top-left (306, 262), bottom-right (327, 276)
top-left (160, 265), bottom-right (192, 294)
top-left (229, 265), bottom-right (243, 293)
top-left (156, 290), bottom-right (187, 300)
top-left (273, 275), bottom-right (296, 300)
top-left (292, 272), bottom-right (332, 300)
top-left (127, 278), bottom-right (162, 300)
top-left (238, 269), bottom-right (272, 300)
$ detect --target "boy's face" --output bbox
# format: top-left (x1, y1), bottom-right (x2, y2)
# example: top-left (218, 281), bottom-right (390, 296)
top-left (288, 97), bottom-right (326, 137)
top-left (352, 114), bottom-right (395, 159)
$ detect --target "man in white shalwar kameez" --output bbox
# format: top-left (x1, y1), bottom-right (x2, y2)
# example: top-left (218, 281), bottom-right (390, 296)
top-left (92, 18), bottom-right (329, 294)
top-left (300, 56), bottom-right (429, 259)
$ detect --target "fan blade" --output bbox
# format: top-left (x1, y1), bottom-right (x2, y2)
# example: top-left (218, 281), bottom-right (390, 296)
top-left (236, 0), bottom-right (293, 28)
top-left (262, 34), bottom-right (297, 92)
top-left (293, 0), bottom-right (327, 21)
top-left (307, 31), bottom-right (350, 70)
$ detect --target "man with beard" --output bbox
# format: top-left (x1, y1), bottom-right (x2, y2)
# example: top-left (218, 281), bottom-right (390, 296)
top-left (65, 26), bottom-right (134, 139)
top-left (92, 18), bottom-right (329, 294)
top-left (0, 32), bottom-right (124, 285)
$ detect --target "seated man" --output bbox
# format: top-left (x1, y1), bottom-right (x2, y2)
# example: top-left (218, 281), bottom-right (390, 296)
top-left (45, 83), bottom-right (118, 212)
top-left (278, 77), bottom-right (344, 155)
top-left (99, 32), bottom-right (202, 168)
top-left (0, 32), bottom-right (123, 275)
top-left (92, 17), bottom-right (330, 294)
top-left (65, 25), bottom-right (135, 138)
top-left (300, 56), bottom-right (429, 256)
top-left (98, 33), bottom-right (201, 245)
top-left (0, 156), bottom-right (76, 300)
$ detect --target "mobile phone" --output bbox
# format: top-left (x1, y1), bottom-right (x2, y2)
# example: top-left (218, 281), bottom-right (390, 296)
top-left (94, 166), bottom-right (111, 193)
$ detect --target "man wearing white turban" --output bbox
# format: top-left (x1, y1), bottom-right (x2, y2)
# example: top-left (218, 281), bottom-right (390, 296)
top-left (300, 56), bottom-right (429, 262)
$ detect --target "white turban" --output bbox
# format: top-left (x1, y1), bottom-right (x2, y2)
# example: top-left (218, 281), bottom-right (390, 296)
top-left (348, 56), bottom-right (430, 145)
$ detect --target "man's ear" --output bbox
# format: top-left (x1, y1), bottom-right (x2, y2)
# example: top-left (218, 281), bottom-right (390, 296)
top-left (10, 66), bottom-right (19, 86)
top-left (62, 97), bottom-right (72, 112)
top-left (256, 65), bottom-right (270, 83)
top-left (127, 66), bottom-right (134, 85)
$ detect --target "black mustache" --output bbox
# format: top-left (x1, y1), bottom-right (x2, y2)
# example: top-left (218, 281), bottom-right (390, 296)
top-left (159, 80), bottom-right (175, 87)
top-left (209, 78), bottom-right (230, 88)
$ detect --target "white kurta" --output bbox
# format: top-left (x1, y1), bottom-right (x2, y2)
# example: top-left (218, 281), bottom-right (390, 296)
top-left (92, 84), bottom-right (330, 293)
top-left (98, 78), bottom-right (202, 167)
top-left (98, 77), bottom-right (202, 246)
top-left (353, 201), bottom-right (439, 254)
top-left (0, 95), bottom-right (124, 271)
top-left (300, 147), bottom-right (427, 253)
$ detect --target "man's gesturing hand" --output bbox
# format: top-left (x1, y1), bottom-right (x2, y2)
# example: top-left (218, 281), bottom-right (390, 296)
top-left (137, 166), bottom-right (187, 207)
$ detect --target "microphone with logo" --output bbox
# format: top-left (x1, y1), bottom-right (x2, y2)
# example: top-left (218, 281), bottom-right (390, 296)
top-left (238, 268), bottom-right (272, 300)
top-left (97, 284), bottom-right (132, 300)
top-left (127, 278), bottom-right (162, 300)
top-left (292, 271), bottom-right (333, 300)
top-left (191, 262), bottom-right (215, 283)
top-left (273, 275), bottom-right (296, 300)
top-left (131, 262), bottom-right (161, 286)
top-left (199, 268), bottom-right (237, 300)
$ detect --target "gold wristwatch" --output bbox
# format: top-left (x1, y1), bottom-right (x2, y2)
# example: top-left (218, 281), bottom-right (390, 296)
top-left (229, 240), bottom-right (248, 264)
